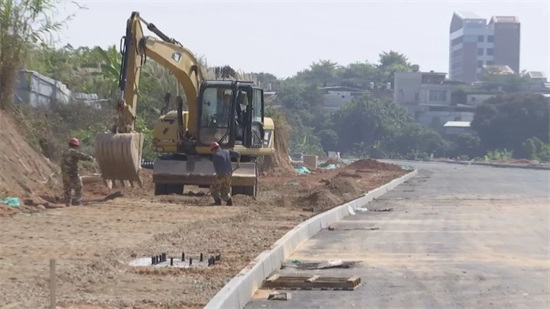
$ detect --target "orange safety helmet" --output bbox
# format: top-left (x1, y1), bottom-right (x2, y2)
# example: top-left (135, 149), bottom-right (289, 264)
top-left (69, 137), bottom-right (80, 147)
top-left (210, 141), bottom-right (220, 151)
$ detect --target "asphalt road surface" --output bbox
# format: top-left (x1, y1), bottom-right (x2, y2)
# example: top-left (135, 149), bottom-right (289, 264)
top-left (246, 161), bottom-right (550, 309)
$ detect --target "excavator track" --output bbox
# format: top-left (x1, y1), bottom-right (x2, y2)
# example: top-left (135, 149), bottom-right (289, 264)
top-left (95, 132), bottom-right (144, 188)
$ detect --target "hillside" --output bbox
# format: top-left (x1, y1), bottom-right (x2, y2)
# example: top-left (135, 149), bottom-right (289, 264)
top-left (0, 111), bottom-right (59, 197)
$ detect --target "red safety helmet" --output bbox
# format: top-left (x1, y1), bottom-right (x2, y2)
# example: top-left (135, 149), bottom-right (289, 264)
top-left (69, 137), bottom-right (80, 147)
top-left (210, 141), bottom-right (220, 151)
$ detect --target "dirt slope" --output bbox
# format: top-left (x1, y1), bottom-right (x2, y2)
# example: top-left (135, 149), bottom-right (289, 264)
top-left (0, 111), bottom-right (58, 197)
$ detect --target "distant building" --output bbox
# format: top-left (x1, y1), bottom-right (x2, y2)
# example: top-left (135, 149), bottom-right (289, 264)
top-left (524, 71), bottom-right (547, 82)
top-left (394, 70), bottom-right (475, 129)
top-left (443, 121), bottom-right (473, 137)
top-left (489, 16), bottom-right (521, 74)
top-left (321, 86), bottom-right (369, 112)
top-left (465, 92), bottom-right (497, 107)
top-left (449, 12), bottom-right (520, 82)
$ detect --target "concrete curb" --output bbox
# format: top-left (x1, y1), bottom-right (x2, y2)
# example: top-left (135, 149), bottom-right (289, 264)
top-left (436, 160), bottom-right (550, 171)
top-left (204, 169), bottom-right (418, 309)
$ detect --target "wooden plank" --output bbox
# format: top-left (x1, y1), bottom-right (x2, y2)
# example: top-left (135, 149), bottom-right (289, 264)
top-left (50, 259), bottom-right (56, 309)
top-left (262, 275), bottom-right (361, 290)
top-left (306, 275), bottom-right (320, 282)
top-left (266, 274), bottom-right (280, 282)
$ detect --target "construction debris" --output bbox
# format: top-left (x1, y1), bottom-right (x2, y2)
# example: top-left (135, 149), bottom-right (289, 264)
top-left (268, 291), bottom-right (292, 301)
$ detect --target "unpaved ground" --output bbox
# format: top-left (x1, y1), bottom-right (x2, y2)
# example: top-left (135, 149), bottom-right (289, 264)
top-left (0, 160), bottom-right (407, 308)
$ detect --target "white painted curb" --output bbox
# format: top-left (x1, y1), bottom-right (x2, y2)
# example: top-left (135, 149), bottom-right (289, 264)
top-left (204, 170), bottom-right (418, 309)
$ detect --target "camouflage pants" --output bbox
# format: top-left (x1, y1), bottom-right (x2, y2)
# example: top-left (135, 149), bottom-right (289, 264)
top-left (63, 175), bottom-right (83, 206)
top-left (210, 173), bottom-right (232, 202)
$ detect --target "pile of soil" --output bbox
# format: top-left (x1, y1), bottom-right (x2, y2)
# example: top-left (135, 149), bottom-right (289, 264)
top-left (294, 176), bottom-right (364, 211)
top-left (0, 111), bottom-right (59, 197)
top-left (346, 159), bottom-right (403, 172)
top-left (85, 169), bottom-right (155, 199)
top-left (0, 204), bottom-right (19, 217)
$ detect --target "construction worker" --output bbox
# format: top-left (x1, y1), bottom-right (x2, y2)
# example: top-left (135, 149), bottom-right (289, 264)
top-left (61, 138), bottom-right (94, 206)
top-left (210, 141), bottom-right (240, 206)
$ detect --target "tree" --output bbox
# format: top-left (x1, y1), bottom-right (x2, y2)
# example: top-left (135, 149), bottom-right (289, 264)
top-left (451, 133), bottom-right (482, 159)
top-left (478, 70), bottom-right (530, 93)
top-left (295, 60), bottom-right (339, 87)
top-left (518, 137), bottom-right (550, 162)
top-left (317, 129), bottom-right (339, 151)
top-left (332, 94), bottom-right (410, 154)
top-left (377, 51), bottom-right (412, 84)
top-left (0, 0), bottom-right (78, 109)
top-left (471, 93), bottom-right (550, 156)
top-left (336, 61), bottom-right (377, 89)
top-left (378, 51), bottom-right (410, 70)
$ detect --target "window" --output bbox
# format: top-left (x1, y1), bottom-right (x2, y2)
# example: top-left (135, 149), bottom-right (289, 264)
top-left (477, 60), bottom-right (483, 68)
top-left (199, 87), bottom-right (233, 144)
top-left (452, 36), bottom-right (463, 46)
top-left (478, 35), bottom-right (484, 42)
top-left (252, 89), bottom-right (263, 123)
top-left (487, 60), bottom-right (494, 65)
top-left (488, 35), bottom-right (494, 42)
top-left (478, 48), bottom-right (484, 55)
top-left (201, 88), bottom-right (232, 128)
top-left (414, 92), bottom-right (419, 102)
top-left (454, 116), bottom-right (462, 121)
top-left (487, 48), bottom-right (494, 55)
top-left (471, 97), bottom-right (476, 102)
top-left (429, 90), bottom-right (447, 102)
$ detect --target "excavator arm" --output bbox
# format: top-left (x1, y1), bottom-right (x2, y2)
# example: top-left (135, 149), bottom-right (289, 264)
top-left (115, 12), bottom-right (203, 136)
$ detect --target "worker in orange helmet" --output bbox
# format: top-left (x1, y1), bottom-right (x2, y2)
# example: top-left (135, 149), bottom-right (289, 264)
top-left (61, 138), bottom-right (94, 206)
top-left (210, 141), bottom-right (240, 206)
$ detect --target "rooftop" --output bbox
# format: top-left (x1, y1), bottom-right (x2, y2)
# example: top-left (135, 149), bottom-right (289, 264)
top-left (455, 11), bottom-right (483, 20)
top-left (444, 121), bottom-right (471, 128)
top-left (490, 16), bottom-right (519, 24)
top-left (524, 71), bottom-right (546, 79)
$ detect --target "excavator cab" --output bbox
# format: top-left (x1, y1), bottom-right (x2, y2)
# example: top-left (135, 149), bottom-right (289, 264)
top-left (195, 81), bottom-right (263, 148)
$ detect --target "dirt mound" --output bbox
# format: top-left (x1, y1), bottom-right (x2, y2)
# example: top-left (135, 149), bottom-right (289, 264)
top-left (346, 159), bottom-right (403, 172)
top-left (260, 112), bottom-right (295, 176)
top-left (85, 169), bottom-right (155, 199)
top-left (296, 190), bottom-right (342, 210)
top-left (295, 177), bottom-right (363, 212)
top-left (0, 204), bottom-right (19, 217)
top-left (0, 111), bottom-right (59, 197)
top-left (327, 177), bottom-right (362, 195)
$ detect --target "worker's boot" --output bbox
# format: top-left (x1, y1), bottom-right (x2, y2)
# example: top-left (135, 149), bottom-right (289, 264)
top-left (213, 198), bottom-right (222, 206)
top-left (226, 198), bottom-right (233, 206)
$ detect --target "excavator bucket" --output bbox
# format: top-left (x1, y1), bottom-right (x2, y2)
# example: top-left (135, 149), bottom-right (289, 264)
top-left (95, 132), bottom-right (144, 188)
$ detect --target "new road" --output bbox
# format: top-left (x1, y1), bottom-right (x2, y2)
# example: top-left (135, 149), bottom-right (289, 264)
top-left (246, 161), bottom-right (550, 308)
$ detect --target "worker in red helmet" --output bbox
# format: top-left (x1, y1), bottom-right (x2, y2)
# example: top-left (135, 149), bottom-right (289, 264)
top-left (61, 137), bottom-right (94, 206)
top-left (210, 141), bottom-right (240, 206)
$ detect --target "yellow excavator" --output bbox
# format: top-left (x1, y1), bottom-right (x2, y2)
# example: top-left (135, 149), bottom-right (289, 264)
top-left (94, 12), bottom-right (275, 197)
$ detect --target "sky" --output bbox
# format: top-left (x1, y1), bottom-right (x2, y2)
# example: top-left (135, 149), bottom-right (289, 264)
top-left (53, 0), bottom-right (550, 79)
